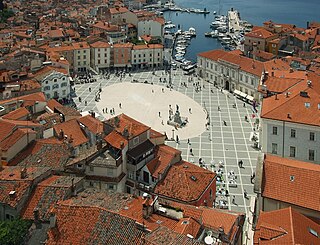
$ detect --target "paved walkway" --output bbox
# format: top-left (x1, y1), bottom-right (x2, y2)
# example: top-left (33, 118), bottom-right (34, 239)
top-left (73, 68), bottom-right (260, 217)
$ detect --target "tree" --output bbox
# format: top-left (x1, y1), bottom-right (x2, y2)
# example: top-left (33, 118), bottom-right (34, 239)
top-left (0, 9), bottom-right (14, 23)
top-left (0, 219), bottom-right (32, 245)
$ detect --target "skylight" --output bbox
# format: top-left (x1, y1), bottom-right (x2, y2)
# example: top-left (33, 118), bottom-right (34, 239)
top-left (309, 227), bottom-right (318, 237)
top-left (190, 175), bottom-right (197, 181)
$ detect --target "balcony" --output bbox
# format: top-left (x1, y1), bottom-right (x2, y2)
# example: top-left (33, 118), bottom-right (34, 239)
top-left (127, 140), bottom-right (154, 170)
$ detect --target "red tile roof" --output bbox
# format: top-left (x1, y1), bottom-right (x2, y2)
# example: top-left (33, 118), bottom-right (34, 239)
top-left (54, 119), bottom-right (89, 147)
top-left (22, 175), bottom-right (83, 221)
top-left (47, 99), bottom-right (63, 111)
top-left (259, 77), bottom-right (303, 94)
top-left (106, 114), bottom-right (150, 139)
top-left (254, 207), bottom-right (320, 244)
top-left (245, 28), bottom-right (276, 39)
top-left (2, 107), bottom-right (30, 120)
top-left (146, 144), bottom-right (181, 178)
top-left (104, 130), bottom-right (128, 149)
top-left (198, 50), bottom-right (264, 77)
top-left (9, 138), bottom-right (70, 169)
top-left (78, 115), bottom-right (103, 135)
top-left (154, 161), bottom-right (216, 203)
top-left (261, 77), bottom-right (320, 126)
top-left (0, 128), bottom-right (35, 151)
top-left (0, 180), bottom-right (31, 208)
top-left (262, 154), bottom-right (320, 211)
top-left (0, 92), bottom-right (46, 106)
top-left (89, 40), bottom-right (111, 48)
top-left (47, 204), bottom-right (144, 245)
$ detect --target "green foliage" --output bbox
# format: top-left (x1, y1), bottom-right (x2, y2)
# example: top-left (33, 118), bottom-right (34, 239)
top-left (0, 219), bottom-right (32, 245)
top-left (0, 9), bottom-right (14, 23)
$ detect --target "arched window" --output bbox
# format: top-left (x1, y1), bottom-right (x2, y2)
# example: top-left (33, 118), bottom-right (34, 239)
top-left (52, 84), bottom-right (59, 89)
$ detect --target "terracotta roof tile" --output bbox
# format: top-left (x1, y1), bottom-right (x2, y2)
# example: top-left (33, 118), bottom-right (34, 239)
top-left (0, 128), bottom-right (35, 151)
top-left (106, 114), bottom-right (150, 139)
top-left (245, 28), bottom-right (276, 39)
top-left (262, 154), bottom-right (320, 211)
top-left (54, 119), bottom-right (89, 147)
top-left (78, 115), bottom-right (104, 135)
top-left (146, 144), bottom-right (181, 179)
top-left (0, 92), bottom-right (46, 106)
top-left (261, 77), bottom-right (320, 126)
top-left (47, 99), bottom-right (63, 111)
top-left (22, 175), bottom-right (83, 221)
top-left (9, 138), bottom-right (70, 169)
top-left (154, 161), bottom-right (216, 203)
top-left (254, 207), bottom-right (320, 244)
top-left (104, 130), bottom-right (128, 149)
top-left (47, 204), bottom-right (144, 245)
top-left (2, 107), bottom-right (30, 120)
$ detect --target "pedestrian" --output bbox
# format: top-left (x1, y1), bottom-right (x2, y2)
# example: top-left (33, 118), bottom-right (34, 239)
top-left (152, 89), bottom-right (154, 93)
top-left (225, 190), bottom-right (229, 197)
top-left (176, 135), bottom-right (179, 144)
top-left (223, 120), bottom-right (227, 126)
top-left (89, 87), bottom-right (91, 92)
top-left (232, 195), bottom-right (236, 204)
top-left (85, 101), bottom-right (87, 106)
top-left (161, 120), bottom-right (164, 125)
top-left (187, 138), bottom-right (190, 145)
top-left (162, 88), bottom-right (164, 93)
top-left (250, 172), bottom-right (256, 184)
top-left (218, 106), bottom-right (220, 111)
top-left (238, 160), bottom-right (243, 168)
top-left (159, 111), bottom-right (161, 117)
top-left (189, 108), bottom-right (192, 113)
top-left (119, 103), bottom-right (121, 108)
top-left (244, 190), bottom-right (248, 199)
top-left (211, 89), bottom-right (214, 93)
top-left (190, 148), bottom-right (193, 156)
top-left (244, 115), bottom-right (248, 121)
top-left (243, 103), bottom-right (246, 107)
top-left (105, 107), bottom-right (108, 113)
top-left (103, 109), bottom-right (105, 113)
top-left (110, 109), bottom-right (112, 114)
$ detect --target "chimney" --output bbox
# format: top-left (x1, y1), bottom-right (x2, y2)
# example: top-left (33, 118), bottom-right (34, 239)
top-left (71, 178), bottom-right (76, 196)
top-left (271, 71), bottom-right (274, 77)
top-left (307, 80), bottom-right (312, 87)
top-left (49, 212), bottom-right (56, 228)
top-left (20, 167), bottom-right (27, 179)
top-left (33, 209), bottom-right (41, 228)
top-left (91, 111), bottom-right (95, 118)
top-left (96, 140), bottom-right (103, 150)
top-left (275, 94), bottom-right (278, 100)
top-left (68, 134), bottom-right (73, 144)
top-left (287, 113), bottom-right (291, 119)
top-left (59, 129), bottom-right (64, 140)
top-left (142, 194), bottom-right (153, 219)
top-left (289, 68), bottom-right (293, 73)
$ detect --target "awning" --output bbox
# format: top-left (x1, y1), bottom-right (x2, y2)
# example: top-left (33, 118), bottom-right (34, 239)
top-left (246, 95), bottom-right (254, 102)
top-left (233, 89), bottom-right (241, 96)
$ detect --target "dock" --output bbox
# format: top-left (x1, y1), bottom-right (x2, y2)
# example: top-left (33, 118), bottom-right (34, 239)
top-left (228, 9), bottom-right (241, 33)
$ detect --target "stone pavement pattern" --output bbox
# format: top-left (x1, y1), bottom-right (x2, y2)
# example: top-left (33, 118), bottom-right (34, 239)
top-left (73, 68), bottom-right (260, 217)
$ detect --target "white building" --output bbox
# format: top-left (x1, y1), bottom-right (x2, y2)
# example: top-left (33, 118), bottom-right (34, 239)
top-left (260, 78), bottom-right (320, 163)
top-left (197, 49), bottom-right (264, 101)
top-left (34, 67), bottom-right (70, 101)
top-left (131, 44), bottom-right (164, 69)
top-left (72, 42), bottom-right (90, 73)
top-left (137, 19), bottom-right (164, 39)
top-left (90, 41), bottom-right (111, 70)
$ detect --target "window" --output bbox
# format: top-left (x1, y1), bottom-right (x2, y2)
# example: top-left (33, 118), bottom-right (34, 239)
top-left (290, 129), bottom-right (296, 138)
top-left (305, 102), bottom-right (310, 108)
top-left (104, 53), bottom-right (107, 57)
top-left (272, 126), bottom-right (278, 135)
top-left (98, 53), bottom-right (100, 58)
top-left (44, 86), bottom-right (50, 91)
top-left (107, 168), bottom-right (113, 177)
top-left (62, 90), bottom-right (66, 95)
top-left (90, 166), bottom-right (94, 172)
top-left (240, 74), bottom-right (243, 81)
top-left (54, 78), bottom-right (57, 82)
top-left (52, 84), bottom-right (59, 89)
top-left (309, 149), bottom-right (315, 161)
top-left (77, 56), bottom-right (80, 59)
top-left (108, 184), bottom-right (115, 190)
top-left (272, 143), bottom-right (278, 154)
top-left (215, 65), bottom-right (217, 71)
top-left (133, 137), bottom-right (139, 145)
top-left (289, 146), bottom-right (296, 157)
top-left (83, 61), bottom-right (86, 65)
top-left (5, 214), bottom-right (14, 221)
top-left (245, 76), bottom-right (248, 83)
top-left (310, 132), bottom-right (315, 141)
top-left (61, 82), bottom-right (67, 87)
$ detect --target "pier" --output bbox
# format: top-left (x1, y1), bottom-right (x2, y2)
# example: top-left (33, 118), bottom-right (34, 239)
top-left (228, 9), bottom-right (241, 33)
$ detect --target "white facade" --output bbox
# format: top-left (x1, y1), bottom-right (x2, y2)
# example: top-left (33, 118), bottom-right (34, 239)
top-left (90, 46), bottom-right (111, 70)
top-left (197, 56), bottom-right (261, 99)
top-left (137, 20), bottom-right (163, 38)
top-left (41, 71), bottom-right (70, 100)
top-left (261, 118), bottom-right (320, 163)
top-left (131, 46), bottom-right (163, 68)
top-left (73, 47), bottom-right (90, 72)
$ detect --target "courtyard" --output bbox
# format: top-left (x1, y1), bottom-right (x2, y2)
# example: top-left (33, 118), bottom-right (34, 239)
top-left (73, 68), bottom-right (260, 218)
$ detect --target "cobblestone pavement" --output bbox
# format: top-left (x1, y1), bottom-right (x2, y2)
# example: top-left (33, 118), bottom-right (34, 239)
top-left (73, 68), bottom-right (260, 218)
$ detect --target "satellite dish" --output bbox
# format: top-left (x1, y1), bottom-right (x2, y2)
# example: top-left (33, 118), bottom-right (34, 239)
top-left (204, 236), bottom-right (214, 245)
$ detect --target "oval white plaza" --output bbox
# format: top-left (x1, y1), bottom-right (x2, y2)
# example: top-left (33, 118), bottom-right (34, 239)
top-left (96, 82), bottom-right (207, 140)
